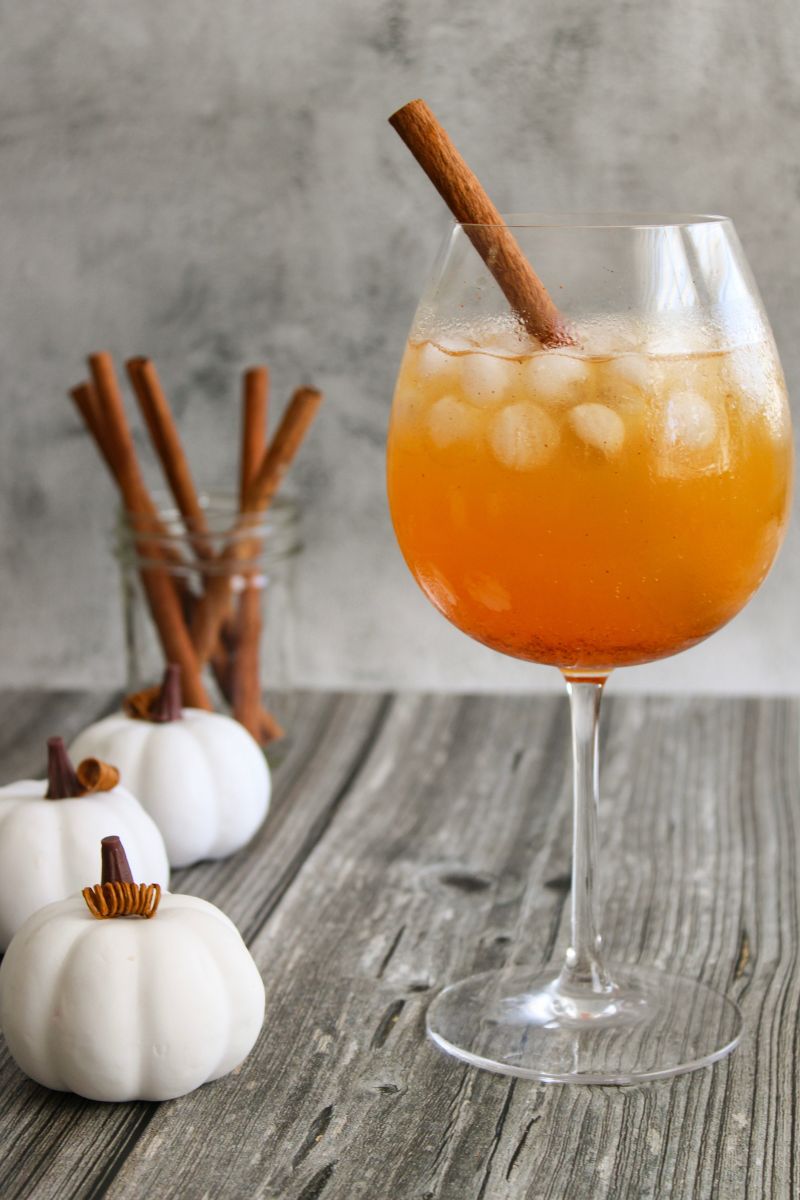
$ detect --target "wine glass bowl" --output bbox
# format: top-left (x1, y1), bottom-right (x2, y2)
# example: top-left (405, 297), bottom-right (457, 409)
top-left (386, 214), bottom-right (793, 1083)
top-left (388, 215), bottom-right (792, 675)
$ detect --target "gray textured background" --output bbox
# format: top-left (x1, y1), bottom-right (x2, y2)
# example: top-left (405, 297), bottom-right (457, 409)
top-left (1, 0), bottom-right (798, 694)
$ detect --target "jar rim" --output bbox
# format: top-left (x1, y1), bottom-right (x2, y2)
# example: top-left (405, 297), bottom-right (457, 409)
top-left (115, 491), bottom-right (301, 571)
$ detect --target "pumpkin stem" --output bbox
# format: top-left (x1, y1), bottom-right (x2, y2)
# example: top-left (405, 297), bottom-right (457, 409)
top-left (83, 837), bottom-right (160, 920)
top-left (101, 835), bottom-right (134, 884)
top-left (45, 736), bottom-right (82, 799)
top-left (123, 663), bottom-right (183, 723)
top-left (152, 663), bottom-right (183, 722)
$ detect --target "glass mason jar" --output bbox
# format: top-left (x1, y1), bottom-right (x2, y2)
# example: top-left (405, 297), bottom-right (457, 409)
top-left (115, 492), bottom-right (301, 711)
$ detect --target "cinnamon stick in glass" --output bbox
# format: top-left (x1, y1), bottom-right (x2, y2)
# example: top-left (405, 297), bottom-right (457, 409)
top-left (78, 353), bottom-right (212, 710)
top-left (389, 99), bottom-right (571, 347)
top-left (125, 357), bottom-right (280, 738)
top-left (233, 367), bottom-right (284, 743)
top-left (125, 358), bottom-right (210, 549)
top-left (190, 386), bottom-right (322, 667)
top-left (125, 356), bottom-right (241, 706)
top-left (240, 367), bottom-right (269, 510)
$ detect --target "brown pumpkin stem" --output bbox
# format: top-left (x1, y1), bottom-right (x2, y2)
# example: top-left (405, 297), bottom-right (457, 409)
top-left (45, 737), bottom-right (82, 800)
top-left (123, 663), bottom-right (183, 723)
top-left (101, 835), bottom-right (134, 884)
top-left (76, 758), bottom-right (121, 795)
top-left (152, 663), bottom-right (182, 721)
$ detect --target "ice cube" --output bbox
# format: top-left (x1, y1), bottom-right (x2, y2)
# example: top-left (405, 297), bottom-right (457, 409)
top-left (657, 389), bottom-right (729, 477)
top-left (569, 404), bottom-right (626, 457)
top-left (489, 403), bottom-right (560, 470)
top-left (428, 394), bottom-right (481, 448)
top-left (726, 342), bottom-right (785, 402)
top-left (603, 353), bottom-right (656, 393)
top-left (646, 324), bottom-right (717, 358)
top-left (460, 352), bottom-right (515, 408)
top-left (416, 341), bottom-right (455, 380)
top-left (725, 345), bottom-right (789, 435)
top-left (523, 352), bottom-right (590, 405)
top-left (662, 390), bottom-right (717, 449)
top-left (431, 333), bottom-right (475, 354)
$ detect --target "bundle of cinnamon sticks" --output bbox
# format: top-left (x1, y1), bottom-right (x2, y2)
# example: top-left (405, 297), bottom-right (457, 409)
top-left (69, 353), bottom-right (322, 744)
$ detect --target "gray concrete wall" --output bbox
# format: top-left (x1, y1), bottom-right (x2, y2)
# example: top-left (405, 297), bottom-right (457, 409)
top-left (1, 0), bottom-right (799, 695)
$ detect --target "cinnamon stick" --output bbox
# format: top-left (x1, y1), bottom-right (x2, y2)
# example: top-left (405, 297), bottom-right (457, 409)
top-left (389, 99), bottom-right (571, 347)
top-left (88, 353), bottom-right (154, 515)
top-left (190, 386), bottom-right (322, 666)
top-left (234, 367), bottom-right (270, 740)
top-left (69, 383), bottom-right (115, 475)
top-left (125, 358), bottom-right (210, 546)
top-left (70, 381), bottom-right (192, 581)
top-left (233, 586), bottom-right (265, 739)
top-left (231, 368), bottom-right (285, 742)
top-left (243, 387), bottom-right (322, 515)
top-left (80, 353), bottom-right (212, 710)
top-left (124, 357), bottom-right (277, 730)
top-left (240, 367), bottom-right (269, 511)
top-left (124, 356), bottom-right (242, 701)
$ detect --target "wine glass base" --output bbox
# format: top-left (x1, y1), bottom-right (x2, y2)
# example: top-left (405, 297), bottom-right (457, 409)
top-left (426, 966), bottom-right (742, 1085)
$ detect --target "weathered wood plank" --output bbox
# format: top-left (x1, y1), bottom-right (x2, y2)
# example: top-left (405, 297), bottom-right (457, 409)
top-left (0, 691), bottom-right (797, 1199)
top-left (0, 689), bottom-right (391, 1200)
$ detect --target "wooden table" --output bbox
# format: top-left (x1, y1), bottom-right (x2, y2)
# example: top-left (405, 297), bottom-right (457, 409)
top-left (0, 688), bottom-right (797, 1199)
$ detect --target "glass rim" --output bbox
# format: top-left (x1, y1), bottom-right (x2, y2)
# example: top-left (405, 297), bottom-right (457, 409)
top-left (455, 212), bottom-right (732, 231)
top-left (119, 490), bottom-right (296, 536)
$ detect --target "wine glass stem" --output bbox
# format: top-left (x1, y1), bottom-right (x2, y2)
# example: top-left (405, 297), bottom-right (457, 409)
top-left (557, 675), bottom-right (614, 995)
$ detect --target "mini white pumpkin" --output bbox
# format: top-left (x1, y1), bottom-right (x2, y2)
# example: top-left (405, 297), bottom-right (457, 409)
top-left (69, 665), bottom-right (271, 869)
top-left (0, 836), bottom-right (265, 1102)
top-left (0, 738), bottom-right (169, 951)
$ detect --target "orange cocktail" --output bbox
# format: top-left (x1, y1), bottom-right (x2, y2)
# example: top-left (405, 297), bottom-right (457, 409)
top-left (388, 327), bottom-right (792, 670)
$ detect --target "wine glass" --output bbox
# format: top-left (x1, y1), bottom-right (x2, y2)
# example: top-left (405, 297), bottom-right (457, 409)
top-left (386, 214), bottom-right (793, 1084)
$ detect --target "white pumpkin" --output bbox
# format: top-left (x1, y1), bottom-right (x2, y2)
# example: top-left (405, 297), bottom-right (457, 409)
top-left (0, 741), bottom-right (169, 951)
top-left (69, 666), bottom-right (271, 869)
top-left (0, 883), bottom-right (265, 1102)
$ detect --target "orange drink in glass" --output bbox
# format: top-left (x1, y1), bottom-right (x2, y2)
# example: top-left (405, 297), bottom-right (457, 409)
top-left (386, 214), bottom-right (793, 1084)
top-left (388, 334), bottom-right (791, 672)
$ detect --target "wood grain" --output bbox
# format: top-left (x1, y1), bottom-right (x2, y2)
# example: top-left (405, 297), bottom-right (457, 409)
top-left (0, 690), bottom-right (797, 1198)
